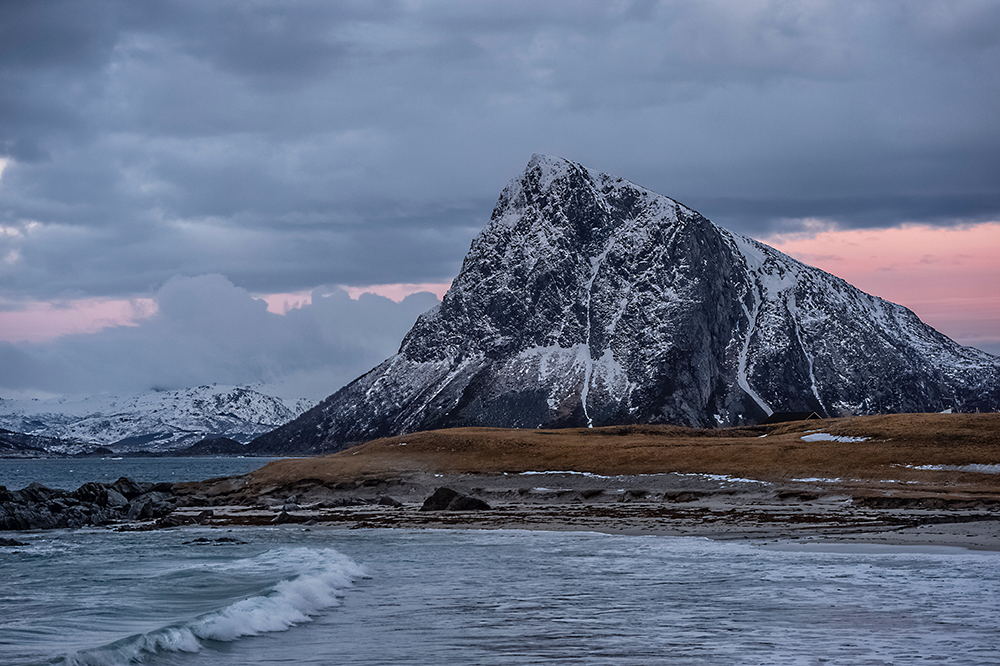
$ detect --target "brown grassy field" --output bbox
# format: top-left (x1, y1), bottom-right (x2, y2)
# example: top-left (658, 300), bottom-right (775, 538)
top-left (247, 413), bottom-right (1000, 498)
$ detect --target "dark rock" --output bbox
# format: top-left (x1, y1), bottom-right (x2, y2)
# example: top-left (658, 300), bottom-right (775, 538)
top-left (19, 482), bottom-right (63, 504)
top-left (0, 537), bottom-right (28, 546)
top-left (126, 492), bottom-right (175, 521)
top-left (447, 495), bottom-right (491, 511)
top-left (420, 487), bottom-right (490, 511)
top-left (155, 514), bottom-right (194, 528)
top-left (1, 479), bottom-right (139, 530)
top-left (249, 155), bottom-right (1000, 455)
top-left (777, 490), bottom-right (820, 502)
top-left (110, 477), bottom-right (145, 500)
top-left (271, 510), bottom-right (291, 524)
top-left (72, 482), bottom-right (128, 508)
top-left (184, 536), bottom-right (247, 544)
top-left (420, 487), bottom-right (461, 511)
top-left (664, 491), bottom-right (705, 503)
top-left (376, 495), bottom-right (403, 507)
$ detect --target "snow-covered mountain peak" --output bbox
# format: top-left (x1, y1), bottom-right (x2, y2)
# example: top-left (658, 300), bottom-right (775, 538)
top-left (250, 155), bottom-right (999, 454)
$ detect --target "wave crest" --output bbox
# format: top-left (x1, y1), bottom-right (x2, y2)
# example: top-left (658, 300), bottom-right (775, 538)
top-left (55, 547), bottom-right (364, 666)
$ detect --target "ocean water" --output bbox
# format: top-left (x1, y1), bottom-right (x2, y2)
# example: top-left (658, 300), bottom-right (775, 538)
top-left (2, 526), bottom-right (999, 666)
top-left (0, 457), bottom-right (281, 491)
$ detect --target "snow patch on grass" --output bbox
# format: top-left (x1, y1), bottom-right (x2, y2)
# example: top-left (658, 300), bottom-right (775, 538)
top-left (801, 433), bottom-right (869, 443)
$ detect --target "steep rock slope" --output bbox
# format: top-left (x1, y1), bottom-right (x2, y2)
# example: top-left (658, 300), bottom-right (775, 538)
top-left (251, 155), bottom-right (999, 454)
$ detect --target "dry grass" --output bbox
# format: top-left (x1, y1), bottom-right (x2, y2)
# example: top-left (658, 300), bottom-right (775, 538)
top-left (247, 413), bottom-right (1000, 497)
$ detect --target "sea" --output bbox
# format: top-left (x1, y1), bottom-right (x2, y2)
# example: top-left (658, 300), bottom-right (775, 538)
top-left (2, 459), bottom-right (1000, 665)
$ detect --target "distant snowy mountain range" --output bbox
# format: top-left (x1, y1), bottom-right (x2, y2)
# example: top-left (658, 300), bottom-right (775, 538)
top-left (0, 385), bottom-right (312, 455)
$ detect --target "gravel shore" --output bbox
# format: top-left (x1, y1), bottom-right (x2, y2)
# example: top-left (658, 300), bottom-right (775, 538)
top-left (170, 468), bottom-right (1000, 551)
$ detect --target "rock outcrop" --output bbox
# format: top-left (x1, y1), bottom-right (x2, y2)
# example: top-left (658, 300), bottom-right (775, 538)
top-left (0, 477), bottom-right (178, 530)
top-left (250, 155), bottom-right (1000, 455)
top-left (420, 487), bottom-right (491, 511)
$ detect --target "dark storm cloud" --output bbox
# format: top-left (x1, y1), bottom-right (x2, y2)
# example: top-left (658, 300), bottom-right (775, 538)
top-left (1, 0), bottom-right (999, 302)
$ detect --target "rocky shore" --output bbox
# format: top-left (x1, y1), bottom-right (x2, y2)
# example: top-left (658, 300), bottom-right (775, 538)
top-left (0, 477), bottom-right (189, 530)
top-left (4, 469), bottom-right (999, 551)
top-left (3, 414), bottom-right (998, 550)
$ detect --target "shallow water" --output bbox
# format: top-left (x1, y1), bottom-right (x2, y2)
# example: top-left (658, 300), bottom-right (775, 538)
top-left (0, 457), bottom-right (278, 491)
top-left (2, 526), bottom-right (998, 665)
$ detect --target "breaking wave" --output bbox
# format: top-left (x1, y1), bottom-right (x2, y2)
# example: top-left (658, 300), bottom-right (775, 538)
top-left (50, 547), bottom-right (365, 666)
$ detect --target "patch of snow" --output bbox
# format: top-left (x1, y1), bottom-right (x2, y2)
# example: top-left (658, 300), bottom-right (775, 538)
top-left (519, 470), bottom-right (613, 479)
top-left (904, 464), bottom-right (1000, 474)
top-left (732, 271), bottom-right (773, 417)
top-left (674, 472), bottom-right (770, 485)
top-left (800, 433), bottom-right (869, 443)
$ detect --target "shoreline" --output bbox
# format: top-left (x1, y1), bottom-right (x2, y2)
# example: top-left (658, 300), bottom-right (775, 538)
top-left (160, 468), bottom-right (1000, 551)
top-left (6, 414), bottom-right (999, 550)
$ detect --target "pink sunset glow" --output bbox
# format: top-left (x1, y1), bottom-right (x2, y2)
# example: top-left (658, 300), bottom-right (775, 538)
top-left (2, 226), bottom-right (996, 356)
top-left (258, 291), bottom-right (314, 315)
top-left (341, 282), bottom-right (451, 303)
top-left (764, 222), bottom-right (1000, 352)
top-left (260, 283), bottom-right (452, 315)
top-left (0, 298), bottom-right (157, 343)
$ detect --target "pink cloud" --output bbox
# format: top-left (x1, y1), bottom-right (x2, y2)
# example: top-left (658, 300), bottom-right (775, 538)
top-left (0, 298), bottom-right (157, 343)
top-left (258, 290), bottom-right (314, 315)
top-left (259, 283), bottom-right (451, 315)
top-left (341, 282), bottom-right (451, 303)
top-left (764, 222), bottom-right (1000, 352)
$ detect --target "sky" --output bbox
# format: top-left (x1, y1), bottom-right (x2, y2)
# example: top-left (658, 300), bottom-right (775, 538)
top-left (1, 0), bottom-right (998, 401)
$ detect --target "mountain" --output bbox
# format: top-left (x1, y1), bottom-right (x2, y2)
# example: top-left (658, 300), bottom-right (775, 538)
top-left (250, 155), bottom-right (1000, 455)
top-left (0, 429), bottom-right (72, 458)
top-left (0, 385), bottom-right (312, 454)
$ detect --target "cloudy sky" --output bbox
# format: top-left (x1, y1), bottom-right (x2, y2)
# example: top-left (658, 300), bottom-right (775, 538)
top-left (1, 0), bottom-right (998, 401)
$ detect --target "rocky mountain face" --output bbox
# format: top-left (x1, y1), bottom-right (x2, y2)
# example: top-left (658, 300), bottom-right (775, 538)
top-left (250, 155), bottom-right (1000, 455)
top-left (0, 385), bottom-right (312, 454)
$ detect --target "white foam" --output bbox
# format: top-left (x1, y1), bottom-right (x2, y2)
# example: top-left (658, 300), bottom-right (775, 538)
top-left (59, 547), bottom-right (364, 666)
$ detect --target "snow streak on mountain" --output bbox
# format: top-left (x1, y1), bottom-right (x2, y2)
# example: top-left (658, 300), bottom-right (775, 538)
top-left (251, 155), bottom-right (1000, 454)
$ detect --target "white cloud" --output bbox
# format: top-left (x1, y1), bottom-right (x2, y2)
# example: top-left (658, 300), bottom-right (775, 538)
top-left (0, 275), bottom-right (441, 401)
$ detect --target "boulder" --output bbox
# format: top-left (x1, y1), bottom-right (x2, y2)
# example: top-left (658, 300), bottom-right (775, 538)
top-left (72, 482), bottom-right (128, 508)
top-left (420, 487), bottom-right (460, 511)
top-left (126, 491), bottom-right (176, 521)
top-left (110, 477), bottom-right (146, 500)
top-left (420, 487), bottom-right (491, 512)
